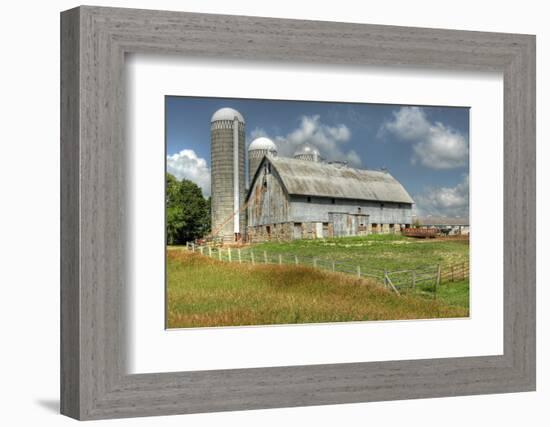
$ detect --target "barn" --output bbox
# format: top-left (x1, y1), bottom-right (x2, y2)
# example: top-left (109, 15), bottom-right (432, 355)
top-left (245, 153), bottom-right (414, 242)
top-left (208, 106), bottom-right (415, 243)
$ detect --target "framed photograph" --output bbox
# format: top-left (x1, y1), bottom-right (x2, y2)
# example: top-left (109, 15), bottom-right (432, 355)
top-left (60, 6), bottom-right (535, 420)
top-left (164, 97), bottom-right (471, 330)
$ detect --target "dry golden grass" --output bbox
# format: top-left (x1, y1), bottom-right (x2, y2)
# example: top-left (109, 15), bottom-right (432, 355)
top-left (167, 250), bottom-right (468, 329)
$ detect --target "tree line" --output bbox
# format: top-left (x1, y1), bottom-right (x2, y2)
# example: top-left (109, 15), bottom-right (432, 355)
top-left (166, 173), bottom-right (210, 244)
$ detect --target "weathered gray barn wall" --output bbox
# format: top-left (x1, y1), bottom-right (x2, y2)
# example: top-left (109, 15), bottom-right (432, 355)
top-left (247, 221), bottom-right (334, 242)
top-left (248, 150), bottom-right (267, 187)
top-left (289, 196), bottom-right (413, 225)
top-left (329, 212), bottom-right (369, 237)
top-left (247, 223), bottom-right (293, 242)
top-left (246, 164), bottom-right (290, 227)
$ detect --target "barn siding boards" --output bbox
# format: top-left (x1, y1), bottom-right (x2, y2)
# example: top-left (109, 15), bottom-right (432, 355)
top-left (329, 212), bottom-right (369, 237)
top-left (290, 196), bottom-right (412, 225)
top-left (248, 150), bottom-right (265, 187)
top-left (247, 164), bottom-right (290, 227)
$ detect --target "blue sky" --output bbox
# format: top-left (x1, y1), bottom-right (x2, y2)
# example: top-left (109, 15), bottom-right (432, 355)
top-left (166, 96), bottom-right (470, 218)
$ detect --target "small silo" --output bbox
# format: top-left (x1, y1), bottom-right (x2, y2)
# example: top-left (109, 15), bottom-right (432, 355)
top-left (293, 143), bottom-right (321, 162)
top-left (247, 137), bottom-right (278, 185)
top-left (210, 107), bottom-right (246, 242)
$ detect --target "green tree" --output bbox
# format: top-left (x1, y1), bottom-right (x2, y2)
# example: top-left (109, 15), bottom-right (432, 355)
top-left (166, 173), bottom-right (210, 244)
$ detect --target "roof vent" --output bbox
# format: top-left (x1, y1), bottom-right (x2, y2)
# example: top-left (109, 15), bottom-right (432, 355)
top-left (328, 160), bottom-right (348, 168)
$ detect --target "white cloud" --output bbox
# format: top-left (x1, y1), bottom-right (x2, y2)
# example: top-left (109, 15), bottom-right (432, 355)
top-left (249, 127), bottom-right (268, 140)
top-left (167, 149), bottom-right (211, 197)
top-left (264, 115), bottom-right (361, 166)
top-left (414, 175), bottom-right (469, 217)
top-left (381, 107), bottom-right (468, 169)
top-left (382, 106), bottom-right (431, 141)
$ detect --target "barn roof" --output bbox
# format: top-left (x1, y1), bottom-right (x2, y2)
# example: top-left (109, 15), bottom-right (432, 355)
top-left (249, 156), bottom-right (414, 204)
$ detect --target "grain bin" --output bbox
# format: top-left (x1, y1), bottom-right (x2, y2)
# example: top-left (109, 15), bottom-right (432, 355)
top-left (247, 136), bottom-right (277, 185)
top-left (210, 108), bottom-right (246, 242)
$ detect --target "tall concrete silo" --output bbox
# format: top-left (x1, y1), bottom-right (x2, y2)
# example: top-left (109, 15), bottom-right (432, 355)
top-left (294, 143), bottom-right (321, 162)
top-left (247, 137), bottom-right (278, 185)
top-left (210, 107), bottom-right (246, 242)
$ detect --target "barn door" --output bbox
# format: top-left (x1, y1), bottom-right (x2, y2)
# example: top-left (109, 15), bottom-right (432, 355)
top-left (293, 223), bottom-right (302, 239)
top-left (329, 213), bottom-right (348, 237)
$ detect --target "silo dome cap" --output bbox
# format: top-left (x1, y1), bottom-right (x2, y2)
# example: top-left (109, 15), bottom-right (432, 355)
top-left (294, 143), bottom-right (320, 156)
top-left (248, 137), bottom-right (277, 152)
top-left (211, 107), bottom-right (245, 123)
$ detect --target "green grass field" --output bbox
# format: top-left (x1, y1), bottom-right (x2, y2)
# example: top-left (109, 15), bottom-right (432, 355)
top-left (167, 235), bottom-right (470, 329)
top-left (252, 234), bottom-right (469, 271)
top-left (249, 235), bottom-right (470, 308)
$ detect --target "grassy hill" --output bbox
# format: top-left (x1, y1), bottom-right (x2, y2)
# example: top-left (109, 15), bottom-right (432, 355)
top-left (167, 249), bottom-right (468, 329)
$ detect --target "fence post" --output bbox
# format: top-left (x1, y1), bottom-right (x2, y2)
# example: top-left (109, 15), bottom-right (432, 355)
top-left (332, 260), bottom-right (336, 272)
top-left (228, 247), bottom-right (232, 262)
top-left (264, 251), bottom-right (268, 264)
top-left (218, 248), bottom-right (222, 261)
top-left (313, 258), bottom-right (317, 268)
top-left (357, 265), bottom-right (361, 278)
top-left (462, 262), bottom-right (465, 280)
top-left (238, 249), bottom-right (242, 264)
top-left (191, 242), bottom-right (195, 252)
top-left (208, 246), bottom-right (212, 257)
top-left (435, 264), bottom-right (441, 299)
top-left (251, 250), bottom-right (255, 265)
top-left (295, 255), bottom-right (298, 265)
top-left (199, 246), bottom-right (204, 255)
top-left (278, 254), bottom-right (282, 265)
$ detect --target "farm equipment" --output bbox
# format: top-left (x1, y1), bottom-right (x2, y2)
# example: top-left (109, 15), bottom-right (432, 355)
top-left (402, 228), bottom-right (439, 238)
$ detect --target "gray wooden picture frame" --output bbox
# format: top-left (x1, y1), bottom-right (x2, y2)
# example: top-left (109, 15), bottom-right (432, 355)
top-left (60, 5), bottom-right (536, 420)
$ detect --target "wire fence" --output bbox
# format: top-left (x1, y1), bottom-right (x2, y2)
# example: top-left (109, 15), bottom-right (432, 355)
top-left (184, 242), bottom-right (469, 299)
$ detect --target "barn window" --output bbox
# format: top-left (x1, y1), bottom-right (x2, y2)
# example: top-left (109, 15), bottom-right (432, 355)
top-left (331, 198), bottom-right (336, 204)
top-left (380, 203), bottom-right (385, 208)
top-left (358, 207), bottom-right (362, 213)
top-left (307, 196), bottom-right (312, 203)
